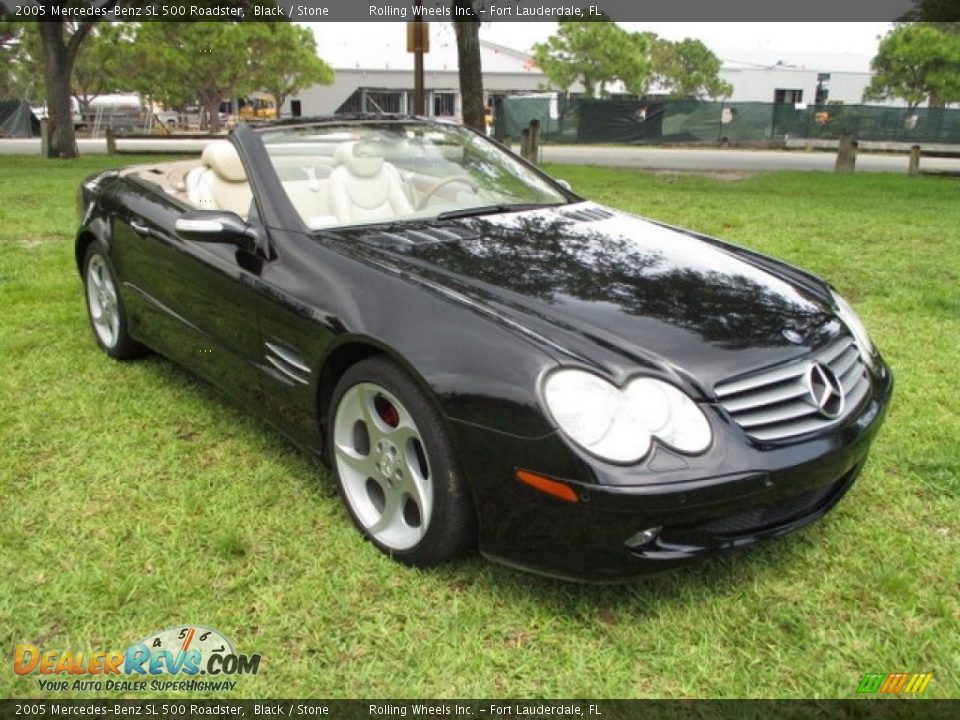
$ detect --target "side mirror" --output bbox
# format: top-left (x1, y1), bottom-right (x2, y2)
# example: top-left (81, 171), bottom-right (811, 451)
top-left (175, 210), bottom-right (259, 253)
top-left (555, 178), bottom-right (572, 192)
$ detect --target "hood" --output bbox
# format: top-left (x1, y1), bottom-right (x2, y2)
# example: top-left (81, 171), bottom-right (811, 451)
top-left (342, 203), bottom-right (841, 394)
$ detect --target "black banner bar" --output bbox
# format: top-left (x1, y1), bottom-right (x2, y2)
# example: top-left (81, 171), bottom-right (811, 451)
top-left (4, 0), bottom-right (917, 22)
top-left (2, 700), bottom-right (960, 720)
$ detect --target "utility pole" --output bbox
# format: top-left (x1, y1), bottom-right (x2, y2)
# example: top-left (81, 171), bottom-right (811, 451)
top-left (408, 4), bottom-right (428, 115)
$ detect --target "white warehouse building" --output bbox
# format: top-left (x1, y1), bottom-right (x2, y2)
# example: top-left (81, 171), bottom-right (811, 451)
top-left (286, 27), bottom-right (907, 118)
top-left (284, 35), bottom-right (571, 119)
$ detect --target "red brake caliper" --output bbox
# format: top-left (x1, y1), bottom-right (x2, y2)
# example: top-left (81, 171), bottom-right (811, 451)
top-left (375, 396), bottom-right (400, 428)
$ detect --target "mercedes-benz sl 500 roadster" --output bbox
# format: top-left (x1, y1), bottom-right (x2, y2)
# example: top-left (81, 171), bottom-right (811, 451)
top-left (75, 116), bottom-right (892, 580)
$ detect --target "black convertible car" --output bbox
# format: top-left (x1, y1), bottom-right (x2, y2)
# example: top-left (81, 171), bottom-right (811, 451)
top-left (76, 116), bottom-right (892, 581)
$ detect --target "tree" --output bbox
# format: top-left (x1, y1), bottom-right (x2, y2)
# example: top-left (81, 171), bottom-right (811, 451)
top-left (36, 8), bottom-right (119, 158)
top-left (133, 23), bottom-right (262, 134)
top-left (864, 23), bottom-right (960, 108)
top-left (71, 23), bottom-right (133, 118)
top-left (532, 19), bottom-right (641, 98)
top-left (532, 21), bottom-right (729, 100)
top-left (0, 21), bottom-right (43, 100)
top-left (653, 38), bottom-right (732, 99)
top-left (453, 4), bottom-right (484, 131)
top-left (899, 0), bottom-right (960, 23)
top-left (246, 23), bottom-right (333, 120)
top-left (21, 1), bottom-right (262, 156)
top-left (1, 21), bottom-right (21, 98)
top-left (618, 31), bottom-right (658, 96)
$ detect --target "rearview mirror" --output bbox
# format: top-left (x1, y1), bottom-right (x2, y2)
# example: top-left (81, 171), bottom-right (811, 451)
top-left (175, 210), bottom-right (258, 253)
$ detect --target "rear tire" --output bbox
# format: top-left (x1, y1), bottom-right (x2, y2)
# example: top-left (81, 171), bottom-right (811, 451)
top-left (329, 357), bottom-right (476, 566)
top-left (82, 243), bottom-right (146, 360)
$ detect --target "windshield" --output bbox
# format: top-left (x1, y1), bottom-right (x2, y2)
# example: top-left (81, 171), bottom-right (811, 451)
top-left (257, 122), bottom-right (569, 230)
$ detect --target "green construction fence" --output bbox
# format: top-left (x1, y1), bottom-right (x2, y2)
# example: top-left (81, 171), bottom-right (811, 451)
top-left (495, 96), bottom-right (960, 145)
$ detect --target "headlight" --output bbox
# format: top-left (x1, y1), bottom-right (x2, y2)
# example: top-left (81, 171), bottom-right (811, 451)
top-left (543, 369), bottom-right (712, 464)
top-left (831, 290), bottom-right (877, 367)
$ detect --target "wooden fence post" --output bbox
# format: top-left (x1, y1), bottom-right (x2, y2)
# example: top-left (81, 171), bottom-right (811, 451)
top-left (835, 132), bottom-right (857, 173)
top-left (908, 145), bottom-right (921, 176)
top-left (105, 128), bottom-right (117, 155)
top-left (528, 119), bottom-right (541, 165)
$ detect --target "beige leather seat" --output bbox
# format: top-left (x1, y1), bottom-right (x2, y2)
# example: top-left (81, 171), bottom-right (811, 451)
top-left (189, 141), bottom-right (253, 219)
top-left (328, 142), bottom-right (413, 224)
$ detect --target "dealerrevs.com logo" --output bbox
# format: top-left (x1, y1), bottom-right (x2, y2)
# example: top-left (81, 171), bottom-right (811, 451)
top-left (856, 672), bottom-right (934, 696)
top-left (14, 626), bottom-right (262, 692)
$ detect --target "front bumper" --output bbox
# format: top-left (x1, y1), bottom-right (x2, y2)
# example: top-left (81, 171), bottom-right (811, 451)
top-left (450, 366), bottom-right (893, 582)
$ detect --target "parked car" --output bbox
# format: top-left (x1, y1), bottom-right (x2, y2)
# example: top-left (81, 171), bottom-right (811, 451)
top-left (74, 115), bottom-right (892, 581)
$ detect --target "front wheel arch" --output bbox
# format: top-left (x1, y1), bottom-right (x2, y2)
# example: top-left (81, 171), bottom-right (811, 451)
top-left (81, 241), bottom-right (146, 360)
top-left (328, 355), bottom-right (478, 565)
top-left (316, 339), bottom-right (449, 464)
top-left (75, 231), bottom-right (98, 276)
top-left (315, 339), bottom-right (480, 536)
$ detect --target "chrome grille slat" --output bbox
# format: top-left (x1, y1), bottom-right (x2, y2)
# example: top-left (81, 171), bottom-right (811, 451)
top-left (832, 347), bottom-right (860, 379)
top-left (715, 335), bottom-right (872, 442)
top-left (715, 363), bottom-right (808, 398)
top-left (737, 401), bottom-right (817, 429)
top-left (720, 380), bottom-right (808, 413)
top-left (816, 339), bottom-right (851, 364)
top-left (750, 417), bottom-right (840, 442)
top-left (840, 368), bottom-right (866, 395)
top-left (844, 373), bottom-right (870, 411)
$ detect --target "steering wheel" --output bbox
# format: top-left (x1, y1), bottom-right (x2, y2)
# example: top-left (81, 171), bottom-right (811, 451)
top-left (416, 175), bottom-right (479, 210)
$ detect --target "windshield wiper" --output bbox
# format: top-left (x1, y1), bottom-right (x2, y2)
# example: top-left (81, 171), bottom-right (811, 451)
top-left (435, 203), bottom-right (561, 221)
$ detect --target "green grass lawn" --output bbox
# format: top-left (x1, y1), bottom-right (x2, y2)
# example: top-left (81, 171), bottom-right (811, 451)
top-left (1, 156), bottom-right (958, 699)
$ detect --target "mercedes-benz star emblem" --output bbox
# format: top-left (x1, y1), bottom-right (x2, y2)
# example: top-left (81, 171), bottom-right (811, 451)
top-left (806, 363), bottom-right (845, 419)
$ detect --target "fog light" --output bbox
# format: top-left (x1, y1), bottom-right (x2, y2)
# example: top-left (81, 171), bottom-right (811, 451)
top-left (625, 526), bottom-right (662, 549)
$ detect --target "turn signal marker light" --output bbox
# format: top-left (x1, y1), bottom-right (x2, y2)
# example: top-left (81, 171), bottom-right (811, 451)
top-left (515, 469), bottom-right (579, 503)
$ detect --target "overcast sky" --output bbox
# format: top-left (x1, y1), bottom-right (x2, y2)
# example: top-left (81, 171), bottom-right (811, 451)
top-left (309, 22), bottom-right (894, 71)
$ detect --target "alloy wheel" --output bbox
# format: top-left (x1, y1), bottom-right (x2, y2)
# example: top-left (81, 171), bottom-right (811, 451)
top-left (332, 382), bottom-right (435, 552)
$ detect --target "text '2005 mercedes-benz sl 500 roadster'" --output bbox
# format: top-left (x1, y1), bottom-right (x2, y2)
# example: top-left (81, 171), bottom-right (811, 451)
top-left (75, 116), bottom-right (892, 581)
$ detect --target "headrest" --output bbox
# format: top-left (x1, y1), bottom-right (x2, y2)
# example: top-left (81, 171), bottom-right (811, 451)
top-left (334, 142), bottom-right (384, 178)
top-left (202, 140), bottom-right (247, 183)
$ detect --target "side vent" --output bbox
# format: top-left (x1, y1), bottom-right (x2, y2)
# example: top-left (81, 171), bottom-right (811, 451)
top-left (264, 341), bottom-right (311, 386)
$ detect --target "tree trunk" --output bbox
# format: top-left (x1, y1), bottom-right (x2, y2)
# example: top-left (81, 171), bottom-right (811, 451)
top-left (39, 23), bottom-right (79, 158)
top-left (76, 94), bottom-right (92, 120)
top-left (203, 93), bottom-right (223, 135)
top-left (453, 11), bottom-right (484, 132)
top-left (835, 132), bottom-right (857, 173)
top-left (582, 74), bottom-right (595, 99)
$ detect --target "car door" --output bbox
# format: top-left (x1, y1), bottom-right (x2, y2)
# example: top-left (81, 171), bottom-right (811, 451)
top-left (110, 179), bottom-right (263, 404)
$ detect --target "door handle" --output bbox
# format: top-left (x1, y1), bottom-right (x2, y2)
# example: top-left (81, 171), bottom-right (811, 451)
top-left (129, 220), bottom-right (151, 236)
top-left (129, 220), bottom-right (174, 243)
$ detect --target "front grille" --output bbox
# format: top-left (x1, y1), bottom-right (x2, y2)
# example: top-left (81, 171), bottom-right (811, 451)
top-left (714, 335), bottom-right (871, 442)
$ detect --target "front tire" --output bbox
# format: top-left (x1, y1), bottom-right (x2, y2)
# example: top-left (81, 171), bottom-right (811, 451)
top-left (82, 243), bottom-right (145, 360)
top-left (329, 357), bottom-right (476, 566)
